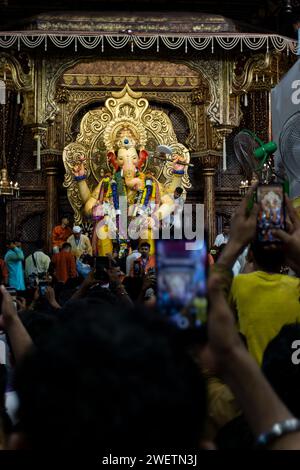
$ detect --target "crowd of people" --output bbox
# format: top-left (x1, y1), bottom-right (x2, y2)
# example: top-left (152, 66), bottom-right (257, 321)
top-left (1, 188), bottom-right (300, 451)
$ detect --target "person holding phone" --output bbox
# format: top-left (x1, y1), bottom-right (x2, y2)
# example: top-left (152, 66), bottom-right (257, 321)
top-left (217, 185), bottom-right (300, 366)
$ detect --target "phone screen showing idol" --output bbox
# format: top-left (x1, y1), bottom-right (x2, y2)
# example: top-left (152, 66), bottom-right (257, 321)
top-left (256, 184), bottom-right (286, 243)
top-left (156, 239), bottom-right (208, 330)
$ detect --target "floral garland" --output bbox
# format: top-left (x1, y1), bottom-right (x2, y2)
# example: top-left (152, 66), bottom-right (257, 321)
top-left (141, 178), bottom-right (153, 210)
top-left (110, 179), bottom-right (120, 214)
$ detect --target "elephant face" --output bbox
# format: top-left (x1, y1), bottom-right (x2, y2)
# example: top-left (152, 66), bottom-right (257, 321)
top-left (116, 147), bottom-right (139, 175)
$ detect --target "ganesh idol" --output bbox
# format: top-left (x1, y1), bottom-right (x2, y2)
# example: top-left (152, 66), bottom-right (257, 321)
top-left (63, 85), bottom-right (191, 256)
top-left (72, 128), bottom-right (185, 256)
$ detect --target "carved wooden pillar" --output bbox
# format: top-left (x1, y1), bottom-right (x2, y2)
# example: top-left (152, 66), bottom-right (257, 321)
top-left (42, 150), bottom-right (61, 252)
top-left (197, 150), bottom-right (221, 248)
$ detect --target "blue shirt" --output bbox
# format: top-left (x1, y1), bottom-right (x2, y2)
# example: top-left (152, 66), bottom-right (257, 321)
top-left (4, 247), bottom-right (25, 291)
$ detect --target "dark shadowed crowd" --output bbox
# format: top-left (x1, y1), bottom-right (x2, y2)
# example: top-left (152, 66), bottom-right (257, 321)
top-left (1, 188), bottom-right (300, 451)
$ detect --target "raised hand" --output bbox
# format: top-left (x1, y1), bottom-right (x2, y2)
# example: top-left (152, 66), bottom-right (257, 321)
top-left (272, 196), bottom-right (300, 274)
top-left (228, 185), bottom-right (259, 249)
top-left (72, 156), bottom-right (86, 177)
top-left (217, 185), bottom-right (259, 269)
top-left (0, 285), bottom-right (18, 331)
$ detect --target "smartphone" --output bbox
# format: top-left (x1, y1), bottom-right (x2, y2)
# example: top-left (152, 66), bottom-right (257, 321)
top-left (256, 184), bottom-right (286, 244)
top-left (156, 239), bottom-right (208, 330)
top-left (94, 256), bottom-right (109, 282)
top-left (6, 287), bottom-right (17, 298)
top-left (6, 287), bottom-right (17, 309)
top-left (38, 281), bottom-right (48, 296)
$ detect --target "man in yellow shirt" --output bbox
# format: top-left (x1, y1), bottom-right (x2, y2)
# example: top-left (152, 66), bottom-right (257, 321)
top-left (67, 226), bottom-right (92, 259)
top-left (229, 242), bottom-right (300, 365)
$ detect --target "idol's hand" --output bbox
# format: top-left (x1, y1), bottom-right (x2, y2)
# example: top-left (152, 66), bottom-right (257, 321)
top-left (72, 156), bottom-right (86, 177)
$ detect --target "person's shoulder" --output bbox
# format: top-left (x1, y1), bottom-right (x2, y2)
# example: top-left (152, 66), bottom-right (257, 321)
top-left (231, 272), bottom-right (253, 287)
top-left (280, 273), bottom-right (300, 285)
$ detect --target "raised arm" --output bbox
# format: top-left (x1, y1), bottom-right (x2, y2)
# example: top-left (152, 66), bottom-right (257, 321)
top-left (217, 187), bottom-right (258, 270)
top-left (5, 247), bottom-right (24, 262)
top-left (72, 157), bottom-right (102, 215)
top-left (208, 270), bottom-right (300, 449)
top-left (272, 195), bottom-right (300, 275)
top-left (0, 285), bottom-right (34, 364)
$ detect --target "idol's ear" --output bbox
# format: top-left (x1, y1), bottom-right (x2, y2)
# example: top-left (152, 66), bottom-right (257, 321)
top-left (138, 149), bottom-right (148, 170)
top-left (107, 151), bottom-right (119, 170)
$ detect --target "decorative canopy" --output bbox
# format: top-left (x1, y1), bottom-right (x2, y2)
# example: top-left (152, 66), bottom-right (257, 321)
top-left (0, 12), bottom-right (297, 54)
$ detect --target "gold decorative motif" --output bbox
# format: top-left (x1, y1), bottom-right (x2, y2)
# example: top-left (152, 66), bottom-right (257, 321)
top-left (126, 76), bottom-right (137, 86)
top-left (232, 53), bottom-right (277, 94)
top-left (63, 75), bottom-right (74, 86)
top-left (198, 150), bottom-right (221, 170)
top-left (101, 76), bottom-right (112, 86)
top-left (152, 77), bottom-right (162, 86)
top-left (190, 77), bottom-right (199, 87)
top-left (76, 75), bottom-right (88, 86)
top-left (176, 77), bottom-right (187, 86)
top-left (88, 75), bottom-right (99, 86)
top-left (191, 87), bottom-right (205, 105)
top-left (139, 76), bottom-right (151, 86)
top-left (114, 76), bottom-right (124, 86)
top-left (164, 77), bottom-right (175, 86)
top-left (186, 59), bottom-right (222, 124)
top-left (55, 86), bottom-right (70, 104)
top-left (0, 52), bottom-right (33, 91)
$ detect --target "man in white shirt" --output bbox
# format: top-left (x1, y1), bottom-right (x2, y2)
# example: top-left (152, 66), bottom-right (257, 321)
top-left (25, 241), bottom-right (51, 282)
top-left (126, 239), bottom-right (141, 276)
top-left (214, 222), bottom-right (230, 247)
top-left (162, 187), bottom-right (185, 230)
top-left (67, 226), bottom-right (92, 259)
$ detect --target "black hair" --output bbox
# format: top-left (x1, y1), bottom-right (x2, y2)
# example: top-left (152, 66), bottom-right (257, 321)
top-left (250, 241), bottom-right (284, 273)
top-left (80, 254), bottom-right (94, 268)
top-left (18, 310), bottom-right (58, 349)
top-left (262, 323), bottom-right (300, 418)
top-left (140, 242), bottom-right (150, 249)
top-left (129, 238), bottom-right (139, 251)
top-left (14, 301), bottom-right (207, 450)
top-left (35, 240), bottom-right (44, 251)
top-left (61, 242), bottom-right (72, 250)
top-left (175, 187), bottom-right (183, 194)
top-left (122, 276), bottom-right (144, 301)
